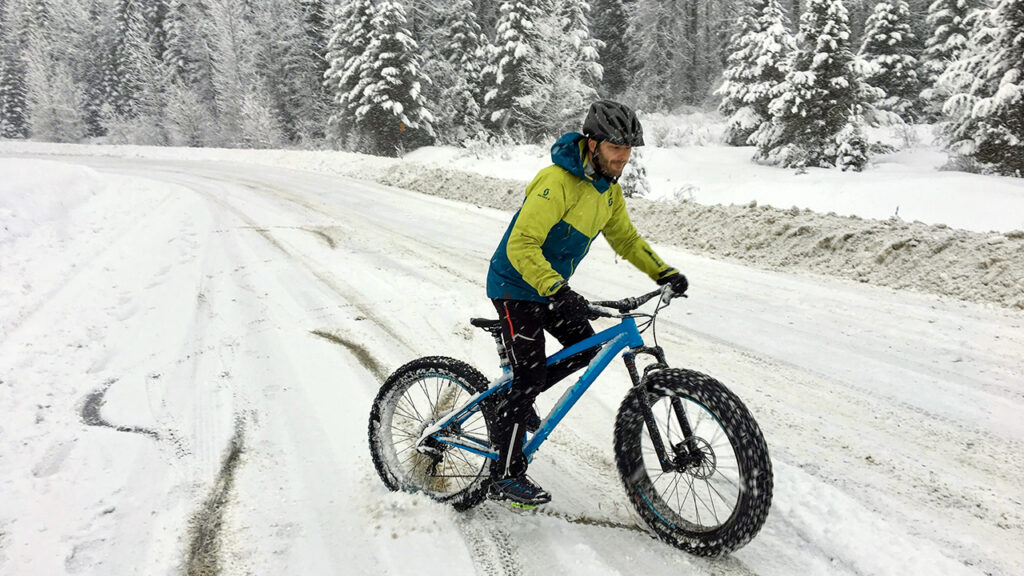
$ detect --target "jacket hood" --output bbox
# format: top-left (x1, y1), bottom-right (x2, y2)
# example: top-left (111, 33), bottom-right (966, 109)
top-left (550, 132), bottom-right (612, 193)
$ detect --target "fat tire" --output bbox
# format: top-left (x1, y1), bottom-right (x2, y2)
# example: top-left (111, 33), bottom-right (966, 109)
top-left (614, 368), bottom-right (772, 556)
top-left (369, 356), bottom-right (493, 511)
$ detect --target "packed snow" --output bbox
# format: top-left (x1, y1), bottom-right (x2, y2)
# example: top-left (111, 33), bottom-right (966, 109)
top-left (4, 137), bottom-right (1022, 310)
top-left (1, 141), bottom-right (1022, 576)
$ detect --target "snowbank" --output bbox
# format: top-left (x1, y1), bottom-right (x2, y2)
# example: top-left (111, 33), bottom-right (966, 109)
top-left (2, 140), bottom-right (1022, 309)
top-left (0, 158), bottom-right (105, 244)
top-left (369, 164), bottom-right (1024, 310)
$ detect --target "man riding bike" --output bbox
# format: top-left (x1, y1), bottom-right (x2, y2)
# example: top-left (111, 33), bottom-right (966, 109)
top-left (485, 100), bottom-right (690, 507)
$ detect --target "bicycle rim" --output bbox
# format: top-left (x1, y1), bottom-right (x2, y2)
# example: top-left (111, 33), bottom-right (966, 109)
top-left (639, 394), bottom-right (743, 532)
top-left (381, 372), bottom-right (490, 498)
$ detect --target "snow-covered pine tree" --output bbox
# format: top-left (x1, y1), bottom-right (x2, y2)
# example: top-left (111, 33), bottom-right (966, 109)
top-left (428, 0), bottom-right (485, 144)
top-left (919, 0), bottom-right (973, 120)
top-left (21, 0), bottom-right (91, 142)
top-left (162, 0), bottom-right (198, 81)
top-left (558, 0), bottom-right (603, 88)
top-left (159, 0), bottom-right (218, 146)
top-left (834, 108), bottom-right (870, 169)
top-left (0, 0), bottom-right (31, 138)
top-left (300, 0), bottom-right (332, 135)
top-left (75, 0), bottom-right (116, 137)
top-left (336, 0), bottom-right (434, 156)
top-left (516, 12), bottom-right (600, 139)
top-left (473, 0), bottom-right (501, 32)
top-left (716, 0), bottom-right (796, 146)
top-left (480, 0), bottom-right (547, 136)
top-left (508, 0), bottom-right (603, 139)
top-left (205, 0), bottom-right (283, 147)
top-left (591, 0), bottom-right (630, 98)
top-left (628, 0), bottom-right (685, 110)
top-left (858, 0), bottom-right (922, 121)
top-left (939, 0), bottom-right (1024, 176)
top-left (299, 0), bottom-right (330, 74)
top-left (629, 0), bottom-right (728, 109)
top-left (323, 0), bottom-right (375, 147)
top-left (23, 45), bottom-right (87, 141)
top-left (620, 147), bottom-right (651, 197)
top-left (846, 0), bottom-right (873, 46)
top-left (100, 0), bottom-right (175, 143)
top-left (252, 0), bottom-right (328, 144)
top-left (752, 0), bottom-right (880, 170)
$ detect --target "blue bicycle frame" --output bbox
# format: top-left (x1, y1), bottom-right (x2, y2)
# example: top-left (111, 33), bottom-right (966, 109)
top-left (420, 316), bottom-right (647, 462)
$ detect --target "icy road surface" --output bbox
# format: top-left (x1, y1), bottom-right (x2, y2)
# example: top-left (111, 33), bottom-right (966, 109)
top-left (1, 156), bottom-right (1021, 576)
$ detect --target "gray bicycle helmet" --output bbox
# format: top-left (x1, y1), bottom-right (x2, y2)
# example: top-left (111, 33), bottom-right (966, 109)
top-left (582, 100), bottom-right (644, 146)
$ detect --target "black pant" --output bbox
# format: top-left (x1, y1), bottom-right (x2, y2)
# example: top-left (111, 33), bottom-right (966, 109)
top-left (490, 298), bottom-right (596, 479)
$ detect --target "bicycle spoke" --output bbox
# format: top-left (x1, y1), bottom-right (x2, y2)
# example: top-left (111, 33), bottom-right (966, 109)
top-left (669, 474), bottom-right (687, 517)
top-left (399, 394), bottom-right (427, 423)
top-left (688, 476), bottom-right (703, 527)
top-left (393, 398), bottom-right (423, 422)
top-left (691, 477), bottom-right (719, 524)
top-left (704, 480), bottom-right (719, 521)
top-left (704, 474), bottom-right (735, 510)
top-left (419, 380), bottom-right (438, 417)
top-left (711, 467), bottom-right (741, 492)
top-left (394, 428), bottom-right (419, 444)
top-left (707, 419), bottom-right (728, 449)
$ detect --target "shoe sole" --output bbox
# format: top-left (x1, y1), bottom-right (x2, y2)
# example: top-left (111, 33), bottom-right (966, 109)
top-left (488, 492), bottom-right (551, 507)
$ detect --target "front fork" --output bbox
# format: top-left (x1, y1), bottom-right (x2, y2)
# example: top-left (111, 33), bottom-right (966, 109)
top-left (623, 347), bottom-right (700, 474)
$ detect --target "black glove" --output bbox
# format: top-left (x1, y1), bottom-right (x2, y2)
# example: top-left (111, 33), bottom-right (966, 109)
top-left (657, 270), bottom-right (688, 296)
top-left (548, 285), bottom-right (590, 321)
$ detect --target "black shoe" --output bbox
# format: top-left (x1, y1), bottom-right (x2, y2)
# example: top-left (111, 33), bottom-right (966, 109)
top-left (489, 475), bottom-right (552, 507)
top-left (525, 406), bottom-right (542, 432)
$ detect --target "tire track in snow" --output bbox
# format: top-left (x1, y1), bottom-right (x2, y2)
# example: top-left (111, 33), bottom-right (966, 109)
top-left (185, 183), bottom-right (417, 360)
top-left (185, 417), bottom-right (245, 576)
top-left (311, 328), bottom-right (523, 576)
top-left (207, 171), bottom-right (637, 576)
top-left (197, 179), bottom-right (524, 575)
top-left (79, 378), bottom-right (159, 439)
top-left (220, 173), bottom-right (485, 286)
top-left (88, 162), bottom-right (652, 576)
top-left (457, 505), bottom-right (523, 576)
top-left (310, 329), bottom-right (389, 381)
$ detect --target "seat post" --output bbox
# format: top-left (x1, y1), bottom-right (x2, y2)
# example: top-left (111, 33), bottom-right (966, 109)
top-left (492, 331), bottom-right (510, 370)
top-left (470, 318), bottom-right (512, 372)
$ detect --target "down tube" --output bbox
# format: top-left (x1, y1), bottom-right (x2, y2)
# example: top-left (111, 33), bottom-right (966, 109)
top-left (522, 332), bottom-right (633, 459)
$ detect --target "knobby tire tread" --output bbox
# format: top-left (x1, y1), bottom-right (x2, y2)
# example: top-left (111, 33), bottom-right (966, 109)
top-left (613, 368), bottom-right (773, 556)
top-left (369, 356), bottom-right (494, 511)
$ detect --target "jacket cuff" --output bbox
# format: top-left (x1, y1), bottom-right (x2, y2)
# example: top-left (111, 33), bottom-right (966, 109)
top-left (656, 268), bottom-right (679, 284)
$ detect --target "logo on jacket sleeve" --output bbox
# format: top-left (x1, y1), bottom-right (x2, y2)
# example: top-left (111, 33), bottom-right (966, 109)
top-left (540, 188), bottom-right (551, 199)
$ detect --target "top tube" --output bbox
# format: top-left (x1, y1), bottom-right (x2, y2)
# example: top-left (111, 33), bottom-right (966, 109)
top-left (547, 316), bottom-right (645, 366)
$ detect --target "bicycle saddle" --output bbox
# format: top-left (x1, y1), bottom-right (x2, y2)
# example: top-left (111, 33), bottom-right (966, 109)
top-left (470, 318), bottom-right (502, 334)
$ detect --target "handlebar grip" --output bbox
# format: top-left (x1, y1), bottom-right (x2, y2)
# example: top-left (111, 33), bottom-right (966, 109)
top-left (591, 288), bottom-right (665, 313)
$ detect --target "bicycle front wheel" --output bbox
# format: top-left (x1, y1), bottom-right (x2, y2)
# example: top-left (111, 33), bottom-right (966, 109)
top-left (614, 368), bottom-right (772, 556)
top-left (368, 356), bottom-right (493, 511)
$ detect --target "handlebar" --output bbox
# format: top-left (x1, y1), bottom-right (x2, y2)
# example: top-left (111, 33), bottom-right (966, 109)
top-left (589, 285), bottom-right (684, 317)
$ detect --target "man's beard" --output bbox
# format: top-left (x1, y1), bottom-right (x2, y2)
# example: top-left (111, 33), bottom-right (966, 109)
top-left (594, 148), bottom-right (626, 181)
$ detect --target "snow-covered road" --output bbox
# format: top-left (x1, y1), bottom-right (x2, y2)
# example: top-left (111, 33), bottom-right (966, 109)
top-left (1, 156), bottom-right (1021, 576)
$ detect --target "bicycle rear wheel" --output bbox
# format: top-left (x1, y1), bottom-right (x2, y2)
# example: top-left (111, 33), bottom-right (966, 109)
top-left (614, 368), bottom-right (772, 556)
top-left (368, 356), bottom-right (493, 510)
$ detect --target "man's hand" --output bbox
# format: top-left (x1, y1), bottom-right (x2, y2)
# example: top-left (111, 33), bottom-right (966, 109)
top-left (657, 270), bottom-right (689, 296)
top-left (549, 285), bottom-right (590, 321)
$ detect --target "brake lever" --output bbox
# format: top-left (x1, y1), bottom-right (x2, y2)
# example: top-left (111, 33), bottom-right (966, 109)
top-left (660, 289), bottom-right (688, 306)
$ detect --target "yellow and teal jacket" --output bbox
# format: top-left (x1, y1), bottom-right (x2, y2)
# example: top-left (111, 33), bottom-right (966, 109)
top-left (487, 132), bottom-right (676, 303)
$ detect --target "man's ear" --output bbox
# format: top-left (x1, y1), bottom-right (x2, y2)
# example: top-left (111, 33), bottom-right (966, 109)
top-left (587, 138), bottom-right (597, 155)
